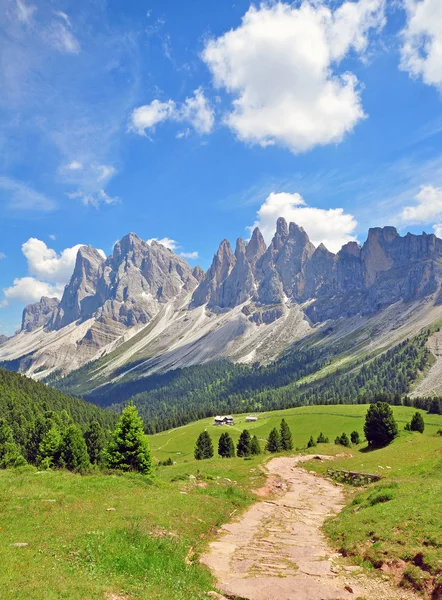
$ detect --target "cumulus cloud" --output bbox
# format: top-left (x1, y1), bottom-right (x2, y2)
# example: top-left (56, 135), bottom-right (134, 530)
top-left (147, 237), bottom-right (179, 251)
top-left (22, 238), bottom-right (84, 283)
top-left (433, 224), bottom-right (442, 238)
top-left (399, 185), bottom-right (442, 224)
top-left (400, 0), bottom-right (442, 90)
top-left (202, 0), bottom-right (385, 153)
top-left (0, 238), bottom-right (104, 308)
top-left (2, 277), bottom-right (64, 307)
top-left (249, 192), bottom-right (358, 252)
top-left (129, 88), bottom-right (214, 137)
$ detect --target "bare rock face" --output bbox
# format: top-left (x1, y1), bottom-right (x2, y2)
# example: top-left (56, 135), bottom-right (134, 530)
top-left (246, 227), bottom-right (267, 267)
top-left (192, 239), bottom-right (237, 308)
top-left (192, 265), bottom-right (205, 282)
top-left (0, 335), bottom-right (7, 345)
top-left (94, 234), bottom-right (199, 326)
top-left (51, 246), bottom-right (105, 330)
top-left (21, 297), bottom-right (60, 333)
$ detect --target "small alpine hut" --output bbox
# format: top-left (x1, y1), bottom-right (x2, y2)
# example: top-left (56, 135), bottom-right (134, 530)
top-left (246, 415), bottom-right (258, 423)
top-left (214, 415), bottom-right (235, 426)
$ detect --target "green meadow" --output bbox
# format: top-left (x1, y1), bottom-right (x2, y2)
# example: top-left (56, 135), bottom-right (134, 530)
top-left (1, 404), bottom-right (442, 598)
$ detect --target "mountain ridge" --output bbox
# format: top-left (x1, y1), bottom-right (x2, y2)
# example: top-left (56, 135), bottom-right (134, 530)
top-left (2, 220), bottom-right (442, 398)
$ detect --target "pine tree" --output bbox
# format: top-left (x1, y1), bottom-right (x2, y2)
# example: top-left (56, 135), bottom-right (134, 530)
top-left (350, 431), bottom-right (360, 444)
top-left (410, 411), bottom-right (425, 434)
top-left (37, 424), bottom-right (62, 469)
top-left (84, 420), bottom-right (106, 464)
top-left (280, 419), bottom-right (293, 451)
top-left (194, 431), bottom-right (214, 460)
top-left (218, 432), bottom-right (235, 458)
top-left (364, 402), bottom-right (398, 447)
top-left (307, 435), bottom-right (316, 448)
top-left (316, 432), bottom-right (329, 444)
top-left (237, 429), bottom-right (252, 457)
top-left (428, 398), bottom-right (441, 415)
top-left (0, 419), bottom-right (26, 468)
top-left (60, 424), bottom-right (90, 472)
top-left (104, 404), bottom-right (153, 475)
top-left (265, 428), bottom-right (281, 453)
top-left (250, 435), bottom-right (261, 455)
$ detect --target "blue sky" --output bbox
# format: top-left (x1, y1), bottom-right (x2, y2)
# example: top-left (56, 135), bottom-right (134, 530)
top-left (1, 0), bottom-right (442, 335)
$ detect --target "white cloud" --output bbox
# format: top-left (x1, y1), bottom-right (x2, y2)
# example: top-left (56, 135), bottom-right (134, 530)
top-left (129, 88), bottom-right (214, 136)
top-left (66, 160), bottom-right (83, 170)
top-left (399, 185), bottom-right (442, 224)
top-left (2, 277), bottom-right (64, 307)
top-left (202, 0), bottom-right (385, 153)
top-left (180, 251), bottom-right (199, 259)
top-left (49, 234), bottom-right (56, 241)
top-left (67, 188), bottom-right (119, 208)
top-left (0, 252), bottom-right (6, 260)
top-left (179, 88), bottom-right (215, 134)
top-left (433, 224), bottom-right (442, 238)
top-left (147, 237), bottom-right (179, 251)
top-left (44, 19), bottom-right (80, 54)
top-left (96, 164), bottom-right (116, 183)
top-left (130, 100), bottom-right (176, 135)
top-left (400, 0), bottom-right (442, 90)
top-left (0, 176), bottom-right (55, 211)
top-left (22, 238), bottom-right (84, 283)
top-left (16, 0), bottom-right (36, 24)
top-left (249, 191), bottom-right (358, 252)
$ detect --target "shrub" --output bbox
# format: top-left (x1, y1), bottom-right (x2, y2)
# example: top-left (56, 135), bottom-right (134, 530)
top-left (350, 431), bottom-right (360, 444)
top-left (307, 435), bottom-right (316, 448)
top-left (364, 402), bottom-right (398, 447)
top-left (317, 432), bottom-right (329, 444)
top-left (335, 432), bottom-right (351, 447)
top-left (410, 412), bottom-right (425, 434)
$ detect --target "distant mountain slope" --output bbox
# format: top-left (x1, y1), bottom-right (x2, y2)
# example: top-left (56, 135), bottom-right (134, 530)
top-left (1, 220), bottom-right (442, 401)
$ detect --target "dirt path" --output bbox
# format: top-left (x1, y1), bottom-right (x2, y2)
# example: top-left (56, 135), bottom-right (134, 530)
top-left (201, 456), bottom-right (418, 600)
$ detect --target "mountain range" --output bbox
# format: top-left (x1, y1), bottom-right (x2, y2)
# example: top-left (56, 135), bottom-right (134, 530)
top-left (1, 219), bottom-right (442, 400)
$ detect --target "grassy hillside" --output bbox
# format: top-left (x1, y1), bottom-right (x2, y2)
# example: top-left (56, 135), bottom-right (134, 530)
top-left (2, 404), bottom-right (442, 598)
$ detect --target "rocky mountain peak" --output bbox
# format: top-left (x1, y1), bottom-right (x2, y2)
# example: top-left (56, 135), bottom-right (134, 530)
top-left (22, 296), bottom-right (60, 333)
top-left (51, 246), bottom-right (105, 330)
top-left (246, 227), bottom-right (266, 266)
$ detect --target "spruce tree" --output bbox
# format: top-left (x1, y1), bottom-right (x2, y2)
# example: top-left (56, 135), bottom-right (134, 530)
top-left (410, 411), bottom-right (425, 433)
top-left (280, 419), bottom-right (293, 451)
top-left (307, 435), bottom-right (316, 448)
top-left (104, 404), bottom-right (153, 475)
top-left (350, 431), bottom-right (360, 444)
top-left (218, 432), bottom-right (235, 458)
top-left (60, 425), bottom-right (90, 472)
top-left (250, 435), bottom-right (261, 455)
top-left (364, 402), bottom-right (398, 447)
top-left (84, 420), bottom-right (106, 464)
top-left (317, 432), bottom-right (327, 444)
top-left (0, 419), bottom-right (26, 468)
top-left (265, 427), bottom-right (281, 453)
top-left (428, 398), bottom-right (441, 415)
top-left (237, 429), bottom-right (252, 457)
top-left (194, 431), bottom-right (214, 460)
top-left (37, 424), bottom-right (62, 469)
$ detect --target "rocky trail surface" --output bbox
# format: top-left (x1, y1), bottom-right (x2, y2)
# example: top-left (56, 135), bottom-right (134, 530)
top-left (202, 456), bottom-right (419, 600)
